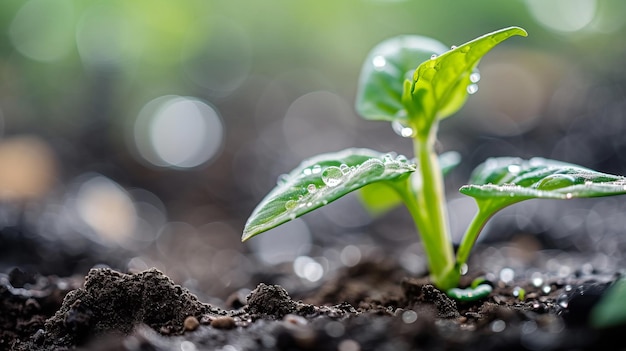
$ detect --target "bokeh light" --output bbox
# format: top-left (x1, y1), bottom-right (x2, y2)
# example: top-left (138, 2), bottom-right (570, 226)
top-left (9, 0), bottom-right (75, 62)
top-left (132, 95), bottom-right (224, 169)
top-left (72, 174), bottom-right (137, 247)
top-left (525, 0), bottom-right (596, 33)
top-left (0, 135), bottom-right (58, 201)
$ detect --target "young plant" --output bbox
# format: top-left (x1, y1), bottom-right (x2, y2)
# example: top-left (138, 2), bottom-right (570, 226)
top-left (242, 27), bottom-right (626, 299)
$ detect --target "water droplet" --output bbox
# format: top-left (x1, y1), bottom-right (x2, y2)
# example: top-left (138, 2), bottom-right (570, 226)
top-left (450, 45), bottom-right (457, 50)
top-left (312, 164), bottom-right (322, 174)
top-left (459, 263), bottom-right (469, 275)
top-left (322, 200), bottom-right (328, 205)
top-left (337, 165), bottom-right (349, 176)
top-left (507, 164), bottom-right (521, 174)
top-left (537, 174), bottom-right (577, 190)
top-left (566, 193), bottom-right (573, 199)
top-left (467, 84), bottom-right (479, 94)
top-left (469, 72), bottom-right (481, 83)
top-left (307, 184), bottom-right (317, 194)
top-left (289, 213), bottom-right (296, 220)
top-left (303, 168), bottom-right (312, 176)
top-left (557, 294), bottom-right (569, 308)
top-left (382, 153), bottom-right (394, 164)
top-left (321, 166), bottom-right (343, 187)
top-left (396, 155), bottom-right (408, 163)
top-left (277, 174), bottom-right (289, 185)
top-left (372, 55), bottom-right (386, 69)
top-left (285, 200), bottom-right (297, 210)
top-left (430, 54), bottom-right (437, 60)
top-left (391, 120), bottom-right (414, 138)
top-left (306, 202), bottom-right (312, 207)
top-left (542, 285), bottom-right (552, 294)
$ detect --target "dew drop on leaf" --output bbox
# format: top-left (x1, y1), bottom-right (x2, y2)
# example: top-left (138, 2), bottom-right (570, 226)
top-left (469, 72), bottom-right (481, 83)
top-left (396, 155), bottom-right (408, 163)
top-left (391, 120), bottom-right (414, 138)
top-left (536, 174), bottom-right (577, 190)
top-left (339, 164), bottom-right (350, 175)
top-left (321, 166), bottom-right (343, 187)
top-left (285, 200), bottom-right (296, 210)
top-left (507, 164), bottom-right (521, 174)
top-left (307, 184), bottom-right (317, 194)
top-left (467, 84), bottom-right (479, 94)
top-left (382, 154), bottom-right (394, 164)
top-left (430, 54), bottom-right (437, 60)
top-left (312, 164), bottom-right (322, 174)
top-left (303, 168), bottom-right (312, 176)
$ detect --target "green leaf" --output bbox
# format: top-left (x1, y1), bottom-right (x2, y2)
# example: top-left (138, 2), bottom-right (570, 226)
top-left (355, 35), bottom-right (448, 122)
top-left (358, 151), bottom-right (461, 216)
top-left (591, 278), bottom-right (626, 329)
top-left (407, 27), bottom-right (527, 131)
top-left (460, 157), bottom-right (626, 212)
top-left (242, 148), bottom-right (416, 241)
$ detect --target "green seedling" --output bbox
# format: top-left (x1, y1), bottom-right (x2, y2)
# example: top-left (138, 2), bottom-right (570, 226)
top-left (242, 27), bottom-right (626, 300)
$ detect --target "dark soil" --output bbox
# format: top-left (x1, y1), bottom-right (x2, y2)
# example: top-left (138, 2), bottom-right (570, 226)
top-left (3, 257), bottom-right (625, 350)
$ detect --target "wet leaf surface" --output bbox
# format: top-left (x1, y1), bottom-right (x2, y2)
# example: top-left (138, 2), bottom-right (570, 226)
top-left (242, 148), bottom-right (415, 240)
top-left (461, 157), bottom-right (626, 211)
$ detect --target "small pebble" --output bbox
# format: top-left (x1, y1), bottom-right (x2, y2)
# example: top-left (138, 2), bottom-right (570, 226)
top-left (184, 316), bottom-right (200, 331)
top-left (211, 316), bottom-right (236, 329)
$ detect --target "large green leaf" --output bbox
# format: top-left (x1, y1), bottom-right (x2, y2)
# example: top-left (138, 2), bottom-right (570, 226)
top-left (406, 27), bottom-right (527, 132)
top-left (355, 35), bottom-right (448, 122)
top-left (242, 148), bottom-right (416, 241)
top-left (359, 151), bottom-right (461, 216)
top-left (460, 157), bottom-right (626, 212)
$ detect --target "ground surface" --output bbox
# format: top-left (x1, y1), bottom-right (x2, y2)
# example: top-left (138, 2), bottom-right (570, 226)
top-left (2, 254), bottom-right (624, 351)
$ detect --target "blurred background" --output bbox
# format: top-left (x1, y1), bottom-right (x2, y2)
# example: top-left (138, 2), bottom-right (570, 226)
top-left (1, 0), bottom-right (626, 303)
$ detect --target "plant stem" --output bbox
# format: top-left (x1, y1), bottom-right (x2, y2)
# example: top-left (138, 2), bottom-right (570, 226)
top-left (455, 205), bottom-right (493, 268)
top-left (406, 126), bottom-right (458, 291)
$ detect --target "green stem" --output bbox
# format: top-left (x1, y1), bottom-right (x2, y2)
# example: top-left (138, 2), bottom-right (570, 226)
top-left (405, 126), bottom-right (457, 291)
top-left (455, 205), bottom-right (493, 268)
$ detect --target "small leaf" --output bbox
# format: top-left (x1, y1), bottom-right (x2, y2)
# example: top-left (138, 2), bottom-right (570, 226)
top-left (460, 157), bottom-right (626, 212)
top-left (447, 284), bottom-right (493, 301)
top-left (407, 27), bottom-right (527, 131)
top-left (591, 278), bottom-right (626, 329)
top-left (355, 35), bottom-right (448, 122)
top-left (242, 148), bottom-right (416, 241)
top-left (359, 151), bottom-right (461, 216)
